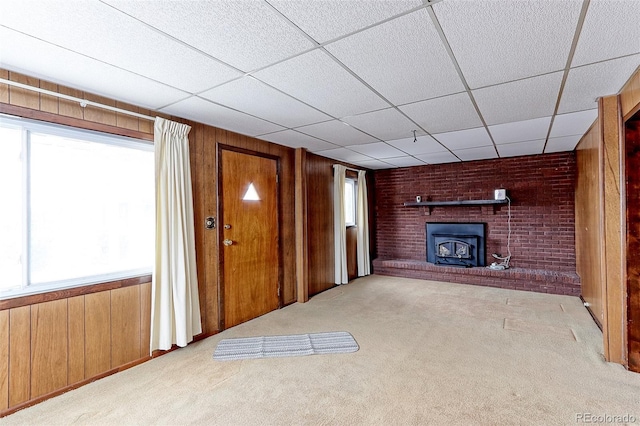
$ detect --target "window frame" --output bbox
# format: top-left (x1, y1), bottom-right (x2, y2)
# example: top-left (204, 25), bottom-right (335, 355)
top-left (0, 113), bottom-right (154, 300)
top-left (344, 177), bottom-right (357, 227)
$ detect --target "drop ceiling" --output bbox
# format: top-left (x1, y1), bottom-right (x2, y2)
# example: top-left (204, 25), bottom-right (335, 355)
top-left (1, 0), bottom-right (639, 169)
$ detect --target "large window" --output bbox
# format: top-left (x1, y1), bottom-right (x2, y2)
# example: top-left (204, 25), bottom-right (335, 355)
top-left (0, 115), bottom-right (154, 298)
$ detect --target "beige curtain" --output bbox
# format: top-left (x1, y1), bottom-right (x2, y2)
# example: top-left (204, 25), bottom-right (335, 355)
top-left (333, 164), bottom-right (348, 284)
top-left (150, 117), bottom-right (202, 353)
top-left (356, 170), bottom-right (371, 276)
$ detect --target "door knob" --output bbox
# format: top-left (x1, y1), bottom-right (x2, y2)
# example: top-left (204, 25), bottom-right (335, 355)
top-left (223, 239), bottom-right (233, 246)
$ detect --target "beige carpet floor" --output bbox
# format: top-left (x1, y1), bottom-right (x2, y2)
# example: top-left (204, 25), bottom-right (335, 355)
top-left (4, 275), bottom-right (640, 425)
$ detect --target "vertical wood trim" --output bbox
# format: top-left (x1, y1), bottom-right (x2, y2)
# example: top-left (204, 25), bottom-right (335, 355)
top-left (601, 96), bottom-right (627, 365)
top-left (190, 123), bottom-right (207, 333)
top-left (67, 296), bottom-right (85, 385)
top-left (84, 292), bottom-right (111, 378)
top-left (140, 282), bottom-right (152, 358)
top-left (30, 300), bottom-right (68, 398)
top-left (0, 310), bottom-right (9, 411)
top-left (110, 286), bottom-right (141, 367)
top-left (295, 148), bottom-right (309, 303)
top-left (8, 306), bottom-right (31, 407)
top-left (598, 98), bottom-right (611, 361)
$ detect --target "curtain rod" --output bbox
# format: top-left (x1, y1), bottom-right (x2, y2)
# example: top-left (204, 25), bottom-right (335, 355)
top-left (334, 164), bottom-right (363, 173)
top-left (0, 78), bottom-right (156, 121)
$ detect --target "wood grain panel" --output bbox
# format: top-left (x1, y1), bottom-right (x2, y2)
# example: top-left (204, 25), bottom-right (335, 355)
top-left (83, 93), bottom-right (117, 126)
top-left (115, 101), bottom-right (139, 131)
top-left (30, 299), bottom-right (68, 398)
top-left (84, 292), bottom-right (111, 378)
top-left (625, 117), bottom-right (640, 373)
top-left (306, 153), bottom-right (336, 296)
top-left (0, 69), bottom-right (8, 104)
top-left (8, 306), bottom-right (31, 407)
top-left (57, 85), bottom-right (84, 119)
top-left (202, 126), bottom-right (219, 332)
top-left (575, 122), bottom-right (604, 327)
top-left (140, 282), bottom-right (152, 358)
top-left (67, 296), bottom-right (85, 385)
top-left (38, 80), bottom-right (58, 114)
top-left (347, 226), bottom-right (358, 281)
top-left (0, 310), bottom-right (8, 411)
top-left (621, 68), bottom-right (640, 118)
top-left (138, 108), bottom-right (154, 134)
top-left (295, 148), bottom-right (309, 303)
top-left (8, 72), bottom-right (39, 110)
top-left (110, 286), bottom-right (141, 367)
top-left (600, 96), bottom-right (626, 364)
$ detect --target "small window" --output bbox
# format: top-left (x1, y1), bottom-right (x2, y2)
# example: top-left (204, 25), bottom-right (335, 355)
top-left (344, 178), bottom-right (357, 227)
top-left (0, 115), bottom-right (154, 298)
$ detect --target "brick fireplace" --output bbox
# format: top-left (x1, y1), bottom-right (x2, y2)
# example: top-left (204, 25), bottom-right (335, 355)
top-left (372, 152), bottom-right (580, 295)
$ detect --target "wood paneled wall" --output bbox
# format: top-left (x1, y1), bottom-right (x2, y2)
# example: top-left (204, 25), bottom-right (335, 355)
top-left (621, 68), bottom-right (640, 120)
top-left (0, 282), bottom-right (152, 413)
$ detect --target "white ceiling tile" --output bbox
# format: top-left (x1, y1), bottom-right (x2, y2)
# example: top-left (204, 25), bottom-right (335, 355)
top-left (572, 0), bottom-right (640, 67)
top-left (382, 156), bottom-right (427, 168)
top-left (488, 117), bottom-right (552, 145)
top-left (454, 146), bottom-right (499, 162)
top-left (254, 49), bottom-right (388, 118)
top-left (345, 142), bottom-right (406, 159)
top-left (313, 148), bottom-right (371, 163)
top-left (200, 77), bottom-right (331, 128)
top-left (101, 0), bottom-right (313, 72)
top-left (433, 0), bottom-right (581, 89)
top-left (559, 55), bottom-right (640, 114)
top-left (295, 120), bottom-right (378, 146)
top-left (496, 140), bottom-right (546, 158)
top-left (0, 27), bottom-right (187, 110)
top-left (268, 0), bottom-right (422, 43)
top-left (0, 0), bottom-right (242, 94)
top-left (545, 135), bottom-right (582, 153)
top-left (342, 108), bottom-right (419, 141)
top-left (433, 127), bottom-right (492, 151)
top-left (160, 97), bottom-right (285, 136)
top-left (325, 9), bottom-right (464, 105)
top-left (387, 135), bottom-right (448, 155)
top-left (349, 159), bottom-right (395, 170)
top-left (257, 130), bottom-right (338, 152)
top-left (399, 92), bottom-right (482, 134)
top-left (415, 151), bottom-right (461, 165)
top-left (549, 110), bottom-right (598, 138)
top-left (473, 72), bottom-right (564, 125)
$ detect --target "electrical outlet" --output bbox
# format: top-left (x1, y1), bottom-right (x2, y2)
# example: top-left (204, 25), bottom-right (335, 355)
top-left (494, 189), bottom-right (506, 200)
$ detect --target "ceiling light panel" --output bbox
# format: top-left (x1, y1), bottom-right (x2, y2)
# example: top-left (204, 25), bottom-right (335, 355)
top-left (549, 109), bottom-right (597, 138)
top-left (387, 135), bottom-right (448, 155)
top-left (341, 108), bottom-right (420, 141)
top-left (295, 119), bottom-right (378, 146)
top-left (257, 130), bottom-right (338, 152)
top-left (545, 135), bottom-right (582, 153)
top-left (496, 139), bottom-right (545, 158)
top-left (200, 77), bottom-right (330, 128)
top-left (382, 156), bottom-right (427, 168)
top-left (399, 92), bottom-right (482, 134)
top-left (101, 0), bottom-right (314, 72)
top-left (346, 142), bottom-right (406, 159)
top-left (453, 146), bottom-right (498, 162)
top-left (0, 27), bottom-right (187, 110)
top-left (433, 0), bottom-right (581, 89)
top-left (559, 55), bottom-right (640, 114)
top-left (488, 117), bottom-right (552, 145)
top-left (472, 72), bottom-right (563, 125)
top-left (0, 1), bottom-right (242, 93)
top-left (572, 0), bottom-right (640, 67)
top-left (160, 97), bottom-right (284, 136)
top-left (268, 0), bottom-right (422, 43)
top-left (313, 147), bottom-right (372, 163)
top-left (254, 49), bottom-right (389, 118)
top-left (325, 9), bottom-right (464, 105)
top-left (432, 127), bottom-right (492, 151)
top-left (415, 151), bottom-right (460, 165)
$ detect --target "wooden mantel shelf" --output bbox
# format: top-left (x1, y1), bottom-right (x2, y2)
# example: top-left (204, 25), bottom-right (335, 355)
top-left (403, 199), bottom-right (508, 215)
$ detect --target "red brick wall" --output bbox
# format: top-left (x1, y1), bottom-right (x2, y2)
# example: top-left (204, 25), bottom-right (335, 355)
top-left (373, 152), bottom-right (576, 272)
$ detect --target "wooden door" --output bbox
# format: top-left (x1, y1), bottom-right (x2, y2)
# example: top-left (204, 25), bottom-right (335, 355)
top-left (220, 149), bottom-right (280, 329)
top-left (626, 115), bottom-right (640, 373)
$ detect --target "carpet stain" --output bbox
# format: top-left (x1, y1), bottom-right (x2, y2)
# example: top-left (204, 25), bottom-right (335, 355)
top-left (503, 318), bottom-right (577, 341)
